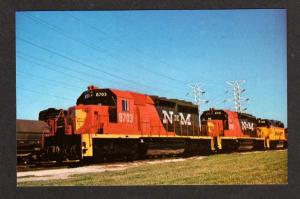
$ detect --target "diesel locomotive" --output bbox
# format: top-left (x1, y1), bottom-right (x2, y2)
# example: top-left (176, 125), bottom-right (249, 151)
top-left (35, 85), bottom-right (287, 162)
top-left (200, 109), bottom-right (287, 151)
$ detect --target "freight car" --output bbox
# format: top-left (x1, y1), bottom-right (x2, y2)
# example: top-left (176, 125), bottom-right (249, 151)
top-left (16, 119), bottom-right (49, 164)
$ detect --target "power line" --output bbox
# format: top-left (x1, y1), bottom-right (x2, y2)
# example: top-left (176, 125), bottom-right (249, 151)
top-left (17, 37), bottom-right (167, 94)
top-left (21, 13), bottom-right (234, 101)
top-left (183, 80), bottom-right (228, 108)
top-left (65, 12), bottom-right (190, 84)
top-left (207, 91), bottom-right (229, 108)
top-left (186, 83), bottom-right (209, 129)
top-left (25, 14), bottom-right (188, 88)
top-left (17, 51), bottom-right (176, 97)
top-left (17, 53), bottom-right (155, 95)
top-left (24, 13), bottom-right (230, 96)
top-left (17, 51), bottom-right (134, 87)
top-left (64, 12), bottom-right (108, 40)
top-left (17, 54), bottom-right (92, 85)
top-left (17, 86), bottom-right (74, 101)
top-left (22, 14), bottom-right (170, 93)
top-left (17, 71), bottom-right (81, 90)
top-left (225, 80), bottom-right (250, 113)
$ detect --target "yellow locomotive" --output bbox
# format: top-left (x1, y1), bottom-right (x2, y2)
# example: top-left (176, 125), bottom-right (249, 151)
top-left (256, 119), bottom-right (287, 149)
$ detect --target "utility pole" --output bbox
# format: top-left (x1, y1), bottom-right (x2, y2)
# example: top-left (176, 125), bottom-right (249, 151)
top-left (225, 80), bottom-right (249, 113)
top-left (187, 83), bottom-right (209, 129)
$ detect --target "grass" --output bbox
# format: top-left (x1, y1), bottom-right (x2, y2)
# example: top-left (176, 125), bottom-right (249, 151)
top-left (18, 150), bottom-right (287, 186)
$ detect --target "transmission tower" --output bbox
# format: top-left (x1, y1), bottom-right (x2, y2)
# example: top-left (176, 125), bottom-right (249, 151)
top-left (225, 80), bottom-right (249, 113)
top-left (187, 83), bottom-right (209, 129)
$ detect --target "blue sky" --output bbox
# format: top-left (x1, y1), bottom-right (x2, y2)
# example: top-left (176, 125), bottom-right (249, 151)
top-left (16, 9), bottom-right (287, 126)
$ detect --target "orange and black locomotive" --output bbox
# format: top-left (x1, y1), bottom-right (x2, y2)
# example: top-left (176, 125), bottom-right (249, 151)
top-left (35, 85), bottom-right (287, 162)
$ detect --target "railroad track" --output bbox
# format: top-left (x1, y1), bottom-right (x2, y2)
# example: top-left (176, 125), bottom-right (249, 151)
top-left (17, 154), bottom-right (209, 183)
top-left (17, 148), bottom-right (285, 172)
top-left (16, 152), bottom-right (191, 172)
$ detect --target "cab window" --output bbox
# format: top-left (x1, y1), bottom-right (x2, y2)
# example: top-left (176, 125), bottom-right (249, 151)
top-left (122, 99), bottom-right (129, 112)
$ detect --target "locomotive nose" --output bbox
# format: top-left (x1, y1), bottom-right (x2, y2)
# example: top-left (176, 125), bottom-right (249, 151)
top-left (68, 106), bottom-right (88, 134)
top-left (75, 109), bottom-right (87, 131)
top-left (206, 120), bottom-right (223, 137)
top-left (69, 105), bottom-right (106, 134)
top-left (207, 121), bottom-right (215, 133)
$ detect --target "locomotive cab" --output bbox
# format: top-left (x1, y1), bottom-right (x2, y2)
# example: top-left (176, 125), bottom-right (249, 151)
top-left (200, 109), bottom-right (228, 137)
top-left (69, 86), bottom-right (142, 158)
top-left (74, 86), bottom-right (139, 135)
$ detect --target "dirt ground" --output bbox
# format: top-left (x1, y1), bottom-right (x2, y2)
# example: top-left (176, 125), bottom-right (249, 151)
top-left (17, 156), bottom-right (205, 183)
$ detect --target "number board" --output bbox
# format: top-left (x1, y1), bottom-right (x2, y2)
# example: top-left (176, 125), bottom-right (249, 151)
top-left (118, 113), bottom-right (133, 123)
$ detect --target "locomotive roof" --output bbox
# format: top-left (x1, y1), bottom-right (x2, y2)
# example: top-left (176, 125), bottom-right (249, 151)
top-left (236, 111), bottom-right (256, 119)
top-left (81, 86), bottom-right (195, 107)
top-left (110, 89), bottom-right (134, 99)
top-left (16, 119), bottom-right (50, 133)
top-left (202, 108), bottom-right (256, 118)
top-left (257, 118), bottom-right (284, 127)
top-left (112, 90), bottom-right (197, 107)
top-left (83, 87), bottom-right (146, 100)
top-left (150, 95), bottom-right (197, 108)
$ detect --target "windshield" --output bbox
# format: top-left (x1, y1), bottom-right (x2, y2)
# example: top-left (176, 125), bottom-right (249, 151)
top-left (76, 89), bottom-right (117, 106)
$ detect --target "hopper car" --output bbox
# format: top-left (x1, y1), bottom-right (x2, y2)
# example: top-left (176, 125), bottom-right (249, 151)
top-left (16, 119), bottom-right (49, 164)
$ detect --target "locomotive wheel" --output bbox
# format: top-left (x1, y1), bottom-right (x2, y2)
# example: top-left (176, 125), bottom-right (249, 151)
top-left (69, 145), bottom-right (81, 160)
top-left (56, 153), bottom-right (64, 164)
top-left (253, 140), bottom-right (265, 151)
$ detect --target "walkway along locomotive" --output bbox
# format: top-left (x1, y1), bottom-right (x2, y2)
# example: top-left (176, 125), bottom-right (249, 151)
top-left (38, 85), bottom-right (287, 162)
